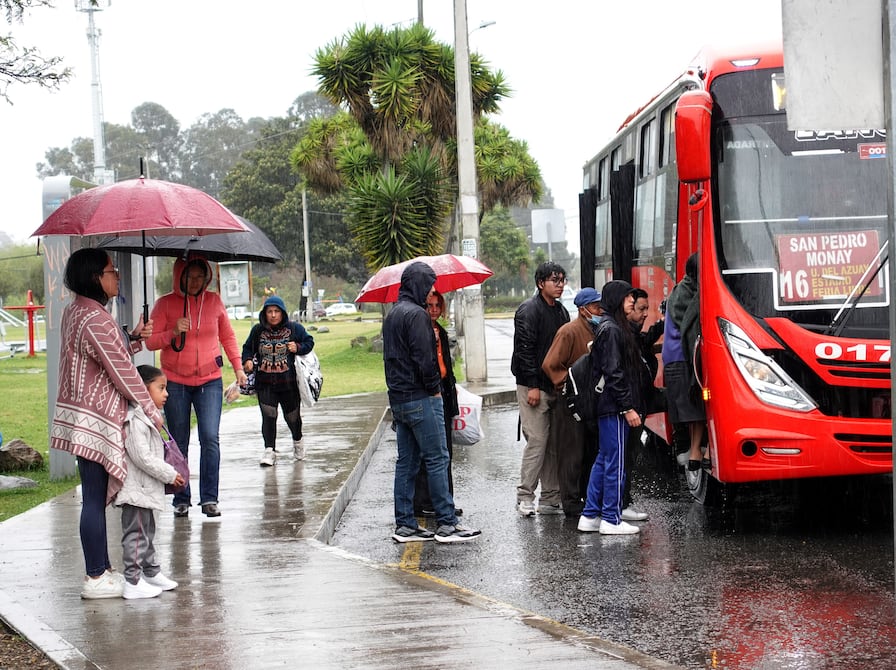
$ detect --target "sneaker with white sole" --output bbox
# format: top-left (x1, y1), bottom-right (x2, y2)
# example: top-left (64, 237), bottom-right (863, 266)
top-left (122, 578), bottom-right (163, 600)
top-left (577, 515), bottom-right (602, 532)
top-left (80, 570), bottom-right (124, 599)
top-left (391, 526), bottom-right (435, 543)
top-left (293, 439), bottom-right (305, 461)
top-left (259, 448), bottom-right (275, 467)
top-left (537, 503), bottom-right (564, 515)
top-left (517, 501), bottom-right (536, 517)
top-left (143, 572), bottom-right (178, 591)
top-left (434, 524), bottom-right (481, 543)
top-left (621, 507), bottom-right (649, 522)
top-left (599, 519), bottom-right (640, 535)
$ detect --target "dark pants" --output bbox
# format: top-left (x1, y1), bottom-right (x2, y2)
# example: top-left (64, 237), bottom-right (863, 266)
top-left (257, 382), bottom-right (303, 449)
top-left (556, 400), bottom-right (599, 515)
top-left (77, 457), bottom-right (113, 578)
top-left (622, 425), bottom-right (643, 510)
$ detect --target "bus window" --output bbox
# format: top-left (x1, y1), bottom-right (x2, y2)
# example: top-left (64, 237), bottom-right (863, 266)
top-left (611, 146), bottom-right (621, 172)
top-left (659, 104), bottom-right (674, 168)
top-left (598, 157), bottom-right (608, 200)
top-left (639, 120), bottom-right (656, 178)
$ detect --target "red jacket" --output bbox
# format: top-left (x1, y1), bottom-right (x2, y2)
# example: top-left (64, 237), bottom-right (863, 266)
top-left (145, 256), bottom-right (242, 386)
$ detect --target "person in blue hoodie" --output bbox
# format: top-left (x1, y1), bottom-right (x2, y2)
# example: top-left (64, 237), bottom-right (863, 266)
top-left (382, 261), bottom-right (481, 544)
top-left (242, 295), bottom-right (314, 467)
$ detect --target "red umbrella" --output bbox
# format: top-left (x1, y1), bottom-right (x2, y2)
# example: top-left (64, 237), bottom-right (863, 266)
top-left (355, 254), bottom-right (493, 303)
top-left (32, 177), bottom-right (250, 321)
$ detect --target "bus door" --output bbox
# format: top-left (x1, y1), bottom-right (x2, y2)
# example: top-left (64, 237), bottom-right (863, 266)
top-left (610, 162), bottom-right (635, 283)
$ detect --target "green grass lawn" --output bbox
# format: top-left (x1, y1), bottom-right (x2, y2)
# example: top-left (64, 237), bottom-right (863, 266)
top-left (0, 316), bottom-right (388, 521)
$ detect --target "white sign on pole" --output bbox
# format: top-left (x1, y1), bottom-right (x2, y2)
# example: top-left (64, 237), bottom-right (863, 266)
top-left (782, 0), bottom-right (883, 129)
top-left (531, 209), bottom-right (565, 244)
top-left (462, 238), bottom-right (478, 258)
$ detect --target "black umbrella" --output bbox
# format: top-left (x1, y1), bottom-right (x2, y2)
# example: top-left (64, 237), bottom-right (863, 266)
top-left (94, 216), bottom-right (282, 263)
top-left (95, 216), bottom-right (281, 350)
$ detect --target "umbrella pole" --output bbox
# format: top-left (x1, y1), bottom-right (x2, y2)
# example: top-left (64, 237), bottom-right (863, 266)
top-left (142, 231), bottom-right (149, 324)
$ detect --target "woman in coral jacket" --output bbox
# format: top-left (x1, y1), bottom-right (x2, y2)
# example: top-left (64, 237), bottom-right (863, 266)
top-left (145, 255), bottom-right (247, 519)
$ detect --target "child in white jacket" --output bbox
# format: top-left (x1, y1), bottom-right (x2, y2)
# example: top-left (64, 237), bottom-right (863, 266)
top-left (116, 365), bottom-right (185, 599)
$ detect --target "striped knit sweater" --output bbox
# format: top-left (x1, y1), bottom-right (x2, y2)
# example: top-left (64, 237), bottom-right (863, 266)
top-left (51, 295), bottom-right (163, 504)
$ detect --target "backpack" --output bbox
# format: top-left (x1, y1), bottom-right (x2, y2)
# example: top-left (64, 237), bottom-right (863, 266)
top-left (562, 319), bottom-right (611, 427)
top-left (562, 347), bottom-right (604, 429)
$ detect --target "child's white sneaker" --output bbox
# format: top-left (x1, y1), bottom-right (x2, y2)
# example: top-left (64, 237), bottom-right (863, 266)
top-left (122, 578), bottom-right (163, 600)
top-left (143, 572), bottom-right (178, 591)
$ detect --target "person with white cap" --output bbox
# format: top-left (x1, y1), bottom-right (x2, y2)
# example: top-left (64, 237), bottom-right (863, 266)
top-left (542, 286), bottom-right (603, 516)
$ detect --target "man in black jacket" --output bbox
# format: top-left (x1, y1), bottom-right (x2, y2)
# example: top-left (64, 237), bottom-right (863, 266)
top-left (511, 261), bottom-right (570, 516)
top-left (383, 262), bottom-right (480, 544)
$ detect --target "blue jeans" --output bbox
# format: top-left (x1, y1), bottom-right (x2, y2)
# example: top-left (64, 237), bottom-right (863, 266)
top-left (77, 457), bottom-right (113, 577)
top-left (583, 414), bottom-right (629, 524)
top-left (165, 378), bottom-right (223, 507)
top-left (391, 395), bottom-right (457, 528)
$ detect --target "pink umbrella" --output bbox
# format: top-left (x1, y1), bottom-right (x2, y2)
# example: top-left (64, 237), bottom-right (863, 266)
top-left (32, 177), bottom-right (250, 322)
top-left (355, 254), bottom-right (493, 303)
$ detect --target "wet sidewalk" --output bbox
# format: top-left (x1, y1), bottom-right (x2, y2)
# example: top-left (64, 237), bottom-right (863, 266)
top-left (0, 320), bottom-right (672, 669)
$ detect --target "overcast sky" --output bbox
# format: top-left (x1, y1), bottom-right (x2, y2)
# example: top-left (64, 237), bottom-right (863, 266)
top-left (0, 0), bottom-right (784, 248)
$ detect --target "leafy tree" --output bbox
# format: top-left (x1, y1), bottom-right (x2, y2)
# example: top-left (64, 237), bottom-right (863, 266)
top-left (296, 23), bottom-right (542, 272)
top-left (1, 0), bottom-right (71, 104)
top-left (221, 95), bottom-right (368, 283)
top-left (180, 108), bottom-right (257, 197)
top-left (0, 242), bottom-right (44, 305)
top-left (131, 102), bottom-right (181, 180)
top-left (479, 207), bottom-right (531, 295)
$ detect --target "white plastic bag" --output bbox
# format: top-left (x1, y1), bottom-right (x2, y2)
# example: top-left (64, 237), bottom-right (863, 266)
top-left (451, 385), bottom-right (484, 445)
top-left (296, 351), bottom-right (323, 408)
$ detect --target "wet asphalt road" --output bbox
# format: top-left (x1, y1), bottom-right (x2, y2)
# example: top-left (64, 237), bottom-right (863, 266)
top-left (332, 403), bottom-right (896, 669)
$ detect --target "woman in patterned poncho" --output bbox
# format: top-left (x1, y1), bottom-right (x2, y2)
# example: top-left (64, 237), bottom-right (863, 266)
top-left (52, 248), bottom-right (163, 599)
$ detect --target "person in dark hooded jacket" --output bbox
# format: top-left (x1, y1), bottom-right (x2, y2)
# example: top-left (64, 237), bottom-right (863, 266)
top-left (383, 262), bottom-right (480, 544)
top-left (577, 280), bottom-right (644, 535)
top-left (241, 295), bottom-right (314, 467)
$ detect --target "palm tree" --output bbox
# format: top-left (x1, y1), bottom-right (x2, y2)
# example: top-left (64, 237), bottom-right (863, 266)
top-left (296, 22), bottom-right (540, 270)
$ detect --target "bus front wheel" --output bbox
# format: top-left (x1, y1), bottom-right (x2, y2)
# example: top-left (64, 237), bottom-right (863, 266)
top-left (685, 462), bottom-right (730, 506)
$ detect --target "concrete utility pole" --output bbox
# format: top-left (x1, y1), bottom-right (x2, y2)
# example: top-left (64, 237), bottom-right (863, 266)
top-left (302, 185), bottom-right (314, 320)
top-left (453, 0), bottom-right (487, 382)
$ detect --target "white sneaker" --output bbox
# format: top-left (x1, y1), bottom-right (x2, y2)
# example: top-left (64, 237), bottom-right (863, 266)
top-left (293, 439), bottom-right (305, 461)
top-left (621, 507), bottom-right (649, 522)
top-left (122, 577), bottom-right (163, 600)
top-left (577, 515), bottom-right (602, 532)
top-left (143, 572), bottom-right (178, 591)
top-left (259, 448), bottom-right (275, 467)
top-left (80, 570), bottom-right (124, 599)
top-left (517, 500), bottom-right (536, 517)
top-left (599, 519), bottom-right (640, 535)
top-left (537, 503), bottom-right (564, 515)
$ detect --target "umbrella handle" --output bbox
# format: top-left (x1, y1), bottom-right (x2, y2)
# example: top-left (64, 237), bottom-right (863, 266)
top-left (171, 332), bottom-right (186, 352)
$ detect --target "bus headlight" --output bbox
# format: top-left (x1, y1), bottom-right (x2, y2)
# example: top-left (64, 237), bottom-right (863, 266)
top-left (718, 319), bottom-right (817, 412)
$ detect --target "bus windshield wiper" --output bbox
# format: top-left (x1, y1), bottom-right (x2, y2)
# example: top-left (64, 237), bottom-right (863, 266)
top-left (826, 240), bottom-right (888, 337)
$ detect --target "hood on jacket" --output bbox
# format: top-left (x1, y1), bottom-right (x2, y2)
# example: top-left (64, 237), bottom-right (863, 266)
top-left (600, 279), bottom-right (635, 315)
top-left (397, 261), bottom-right (436, 307)
top-left (259, 295), bottom-right (289, 326)
top-left (173, 256), bottom-right (213, 297)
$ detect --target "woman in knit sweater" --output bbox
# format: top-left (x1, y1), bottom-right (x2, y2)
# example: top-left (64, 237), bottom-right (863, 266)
top-left (52, 248), bottom-right (162, 599)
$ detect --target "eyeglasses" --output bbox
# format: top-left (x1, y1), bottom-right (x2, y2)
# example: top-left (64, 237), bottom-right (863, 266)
top-left (102, 267), bottom-right (120, 277)
top-left (546, 276), bottom-right (567, 285)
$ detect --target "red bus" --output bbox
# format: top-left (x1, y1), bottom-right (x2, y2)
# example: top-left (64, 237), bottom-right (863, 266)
top-left (578, 43), bottom-right (891, 502)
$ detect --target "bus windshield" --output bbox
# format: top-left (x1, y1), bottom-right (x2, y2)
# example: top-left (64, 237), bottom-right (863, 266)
top-left (715, 118), bottom-right (889, 327)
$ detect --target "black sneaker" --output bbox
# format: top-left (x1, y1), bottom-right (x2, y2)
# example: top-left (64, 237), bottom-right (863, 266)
top-left (434, 524), bottom-right (481, 544)
top-left (173, 504), bottom-right (189, 518)
top-left (201, 503), bottom-right (221, 517)
top-left (391, 526), bottom-right (435, 543)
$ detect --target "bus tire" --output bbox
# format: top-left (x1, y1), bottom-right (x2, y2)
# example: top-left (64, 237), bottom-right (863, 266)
top-left (685, 462), bottom-right (729, 506)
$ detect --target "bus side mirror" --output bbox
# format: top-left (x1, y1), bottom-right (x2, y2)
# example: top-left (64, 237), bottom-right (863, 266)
top-left (675, 90), bottom-right (713, 183)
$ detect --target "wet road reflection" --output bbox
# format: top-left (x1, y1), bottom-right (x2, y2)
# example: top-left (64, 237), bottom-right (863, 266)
top-left (333, 404), bottom-right (896, 669)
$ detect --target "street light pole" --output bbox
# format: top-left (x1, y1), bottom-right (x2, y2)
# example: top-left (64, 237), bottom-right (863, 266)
top-left (453, 0), bottom-right (487, 382)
